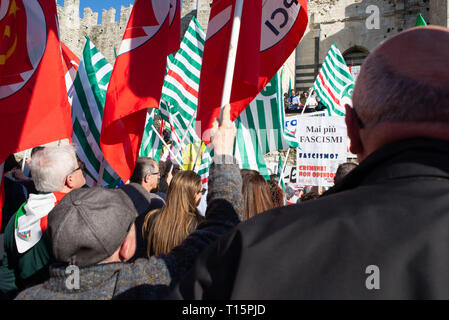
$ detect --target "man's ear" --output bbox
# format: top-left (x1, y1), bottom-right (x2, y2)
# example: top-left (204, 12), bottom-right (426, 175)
top-left (143, 174), bottom-right (150, 184)
top-left (345, 104), bottom-right (363, 156)
top-left (66, 173), bottom-right (75, 189)
top-left (118, 231), bottom-right (135, 262)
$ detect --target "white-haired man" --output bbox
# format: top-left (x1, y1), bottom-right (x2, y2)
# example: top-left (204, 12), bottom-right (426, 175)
top-left (0, 145), bottom-right (85, 299)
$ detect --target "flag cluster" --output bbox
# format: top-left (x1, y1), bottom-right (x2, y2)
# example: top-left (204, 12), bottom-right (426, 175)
top-left (234, 72), bottom-right (299, 178)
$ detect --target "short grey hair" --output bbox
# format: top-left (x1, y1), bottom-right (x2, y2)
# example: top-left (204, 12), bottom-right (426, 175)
top-left (30, 145), bottom-right (77, 193)
top-left (130, 157), bottom-right (156, 183)
top-left (353, 53), bottom-right (449, 127)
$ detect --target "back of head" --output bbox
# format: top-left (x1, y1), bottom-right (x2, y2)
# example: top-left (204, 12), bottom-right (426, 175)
top-left (267, 180), bottom-right (284, 208)
top-left (334, 162), bottom-right (358, 185)
top-left (353, 26), bottom-right (449, 128)
top-left (29, 145), bottom-right (77, 193)
top-left (241, 169), bottom-right (275, 220)
top-left (4, 154), bottom-right (19, 173)
top-left (143, 170), bottom-right (203, 256)
top-left (301, 191), bottom-right (320, 202)
top-left (285, 185), bottom-right (295, 200)
top-left (48, 187), bottom-right (138, 267)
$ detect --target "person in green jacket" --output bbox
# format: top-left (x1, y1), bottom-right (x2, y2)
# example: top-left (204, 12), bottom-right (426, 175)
top-left (0, 145), bottom-right (85, 299)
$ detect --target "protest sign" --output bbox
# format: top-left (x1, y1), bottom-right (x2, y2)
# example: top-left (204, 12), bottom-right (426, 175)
top-left (295, 116), bottom-right (349, 187)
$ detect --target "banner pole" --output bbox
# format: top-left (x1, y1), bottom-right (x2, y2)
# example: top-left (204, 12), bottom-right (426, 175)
top-left (192, 141), bottom-right (203, 172)
top-left (96, 157), bottom-right (105, 186)
top-left (299, 87), bottom-right (314, 117)
top-left (278, 148), bottom-right (291, 187)
top-left (219, 0), bottom-right (244, 120)
top-left (150, 125), bottom-right (184, 170)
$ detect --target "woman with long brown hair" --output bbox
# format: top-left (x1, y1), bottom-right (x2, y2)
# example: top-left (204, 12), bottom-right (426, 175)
top-left (240, 169), bottom-right (275, 221)
top-left (142, 170), bottom-right (204, 257)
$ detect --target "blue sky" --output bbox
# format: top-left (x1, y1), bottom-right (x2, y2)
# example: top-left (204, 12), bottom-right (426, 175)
top-left (57, 0), bottom-right (135, 23)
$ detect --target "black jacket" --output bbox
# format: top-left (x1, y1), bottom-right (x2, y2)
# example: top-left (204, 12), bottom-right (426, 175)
top-left (168, 138), bottom-right (449, 299)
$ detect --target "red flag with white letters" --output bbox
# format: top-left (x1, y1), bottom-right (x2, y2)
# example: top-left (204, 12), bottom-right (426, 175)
top-left (0, 0), bottom-right (73, 164)
top-left (101, 0), bottom-right (172, 182)
top-left (197, 0), bottom-right (308, 141)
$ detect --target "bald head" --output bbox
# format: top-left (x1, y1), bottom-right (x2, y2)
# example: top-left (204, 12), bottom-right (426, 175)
top-left (353, 26), bottom-right (449, 127)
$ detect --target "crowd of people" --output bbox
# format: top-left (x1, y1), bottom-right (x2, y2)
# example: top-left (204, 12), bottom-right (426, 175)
top-left (0, 26), bottom-right (448, 299)
top-left (285, 89), bottom-right (327, 114)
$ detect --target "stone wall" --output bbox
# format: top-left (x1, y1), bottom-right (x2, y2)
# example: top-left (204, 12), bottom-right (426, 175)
top-left (295, 0), bottom-right (438, 92)
top-left (57, 0), bottom-right (447, 94)
top-left (57, 0), bottom-right (132, 63)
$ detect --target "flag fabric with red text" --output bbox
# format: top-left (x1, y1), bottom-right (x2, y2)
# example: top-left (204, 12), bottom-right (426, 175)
top-left (101, 0), bottom-right (173, 182)
top-left (0, 0), bottom-right (73, 164)
top-left (197, 0), bottom-right (308, 141)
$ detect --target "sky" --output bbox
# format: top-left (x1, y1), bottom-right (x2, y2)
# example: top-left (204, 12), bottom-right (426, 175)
top-left (57, 0), bottom-right (135, 23)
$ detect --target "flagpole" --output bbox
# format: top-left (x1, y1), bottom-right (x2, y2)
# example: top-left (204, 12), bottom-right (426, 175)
top-left (21, 149), bottom-right (30, 172)
top-left (278, 148), bottom-right (291, 187)
top-left (180, 110), bottom-right (197, 146)
top-left (96, 157), bottom-right (105, 186)
top-left (150, 125), bottom-right (184, 169)
top-left (299, 87), bottom-right (314, 117)
top-left (219, 0), bottom-right (244, 120)
top-left (192, 141), bottom-right (203, 172)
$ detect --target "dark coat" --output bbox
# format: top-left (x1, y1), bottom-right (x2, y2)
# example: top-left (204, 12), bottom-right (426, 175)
top-left (168, 138), bottom-right (449, 299)
top-left (15, 162), bottom-right (243, 300)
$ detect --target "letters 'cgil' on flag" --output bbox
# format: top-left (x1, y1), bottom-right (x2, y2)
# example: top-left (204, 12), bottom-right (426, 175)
top-left (61, 42), bottom-right (80, 107)
top-left (0, 0), bottom-right (73, 167)
top-left (71, 37), bottom-right (120, 188)
top-left (101, 0), bottom-right (177, 182)
top-left (197, 0), bottom-right (309, 141)
top-left (313, 43), bottom-right (355, 116)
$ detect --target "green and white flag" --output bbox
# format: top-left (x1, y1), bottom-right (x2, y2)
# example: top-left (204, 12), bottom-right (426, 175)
top-left (142, 17), bottom-right (206, 169)
top-left (71, 37), bottom-right (120, 187)
top-left (313, 43), bottom-right (355, 117)
top-left (160, 16), bottom-right (205, 148)
top-left (416, 13), bottom-right (427, 26)
top-left (234, 72), bottom-right (299, 179)
top-left (139, 108), bottom-right (165, 162)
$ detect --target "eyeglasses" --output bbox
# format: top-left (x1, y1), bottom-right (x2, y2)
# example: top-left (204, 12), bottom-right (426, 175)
top-left (197, 188), bottom-right (206, 195)
top-left (69, 160), bottom-right (86, 175)
top-left (151, 171), bottom-right (161, 176)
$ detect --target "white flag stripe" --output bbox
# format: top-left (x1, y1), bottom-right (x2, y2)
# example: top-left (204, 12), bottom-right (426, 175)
top-left (174, 53), bottom-right (201, 79)
top-left (95, 63), bottom-right (113, 84)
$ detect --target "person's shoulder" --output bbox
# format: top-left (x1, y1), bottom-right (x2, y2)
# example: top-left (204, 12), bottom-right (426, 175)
top-left (14, 283), bottom-right (46, 300)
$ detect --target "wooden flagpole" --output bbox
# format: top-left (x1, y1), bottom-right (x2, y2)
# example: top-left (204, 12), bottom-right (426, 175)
top-left (219, 0), bottom-right (244, 120)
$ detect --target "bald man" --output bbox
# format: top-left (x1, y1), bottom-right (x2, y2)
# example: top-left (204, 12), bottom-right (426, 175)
top-left (168, 27), bottom-right (449, 299)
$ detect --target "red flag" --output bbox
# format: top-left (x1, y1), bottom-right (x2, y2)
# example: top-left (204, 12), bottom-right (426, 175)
top-left (0, 0), bottom-right (73, 164)
top-left (101, 0), bottom-right (171, 182)
top-left (61, 41), bottom-right (80, 106)
top-left (168, 0), bottom-right (181, 54)
top-left (197, 0), bottom-right (308, 141)
top-left (0, 162), bottom-right (4, 230)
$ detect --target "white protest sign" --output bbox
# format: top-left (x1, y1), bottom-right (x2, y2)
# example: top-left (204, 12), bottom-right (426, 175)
top-left (296, 116), bottom-right (349, 187)
top-left (266, 162), bottom-right (297, 185)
